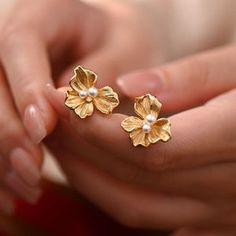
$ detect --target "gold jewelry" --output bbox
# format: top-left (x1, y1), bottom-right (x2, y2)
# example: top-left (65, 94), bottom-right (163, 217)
top-left (65, 66), bottom-right (119, 118)
top-left (121, 94), bottom-right (171, 147)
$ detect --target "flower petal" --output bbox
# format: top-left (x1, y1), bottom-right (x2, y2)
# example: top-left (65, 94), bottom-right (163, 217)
top-left (156, 118), bottom-right (171, 131)
top-left (121, 116), bottom-right (144, 132)
top-left (148, 118), bottom-right (171, 143)
top-left (65, 90), bottom-right (84, 109)
top-left (130, 128), bottom-right (150, 147)
top-left (74, 102), bottom-right (94, 119)
top-left (93, 86), bottom-right (119, 114)
top-left (70, 66), bottom-right (97, 92)
top-left (134, 94), bottom-right (161, 119)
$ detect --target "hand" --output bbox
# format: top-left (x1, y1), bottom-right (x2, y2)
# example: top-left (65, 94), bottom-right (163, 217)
top-left (1, 0), bottom-right (235, 214)
top-left (46, 46), bottom-right (236, 235)
top-left (0, 0), bottom-right (165, 212)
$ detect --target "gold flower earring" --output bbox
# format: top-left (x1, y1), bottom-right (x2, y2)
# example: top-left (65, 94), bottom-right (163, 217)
top-left (121, 94), bottom-right (171, 147)
top-left (65, 66), bottom-right (119, 118)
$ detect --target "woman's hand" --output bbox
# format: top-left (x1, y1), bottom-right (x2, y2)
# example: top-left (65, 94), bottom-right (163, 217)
top-left (47, 46), bottom-right (236, 235)
top-left (0, 0), bottom-right (167, 212)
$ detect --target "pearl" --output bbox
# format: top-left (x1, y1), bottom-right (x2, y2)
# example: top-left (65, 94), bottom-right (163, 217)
top-left (88, 87), bottom-right (98, 97)
top-left (142, 123), bottom-right (151, 133)
top-left (146, 114), bottom-right (156, 123)
top-left (79, 90), bottom-right (88, 98)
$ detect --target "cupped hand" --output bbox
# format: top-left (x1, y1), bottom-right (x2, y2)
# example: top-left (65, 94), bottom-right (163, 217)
top-left (0, 0), bottom-right (162, 213)
top-left (47, 46), bottom-right (236, 235)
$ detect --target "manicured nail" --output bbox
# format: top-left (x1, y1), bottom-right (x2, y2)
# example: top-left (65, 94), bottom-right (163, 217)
top-left (5, 172), bottom-right (41, 204)
top-left (117, 71), bottom-right (163, 97)
top-left (10, 148), bottom-right (41, 186)
top-left (24, 104), bottom-right (47, 144)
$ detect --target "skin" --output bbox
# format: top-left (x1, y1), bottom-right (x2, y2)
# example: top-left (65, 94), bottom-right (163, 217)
top-left (0, 0), bottom-right (236, 232)
top-left (3, 0), bottom-right (231, 209)
top-left (46, 46), bottom-right (236, 235)
top-left (0, 0), bottom-right (167, 211)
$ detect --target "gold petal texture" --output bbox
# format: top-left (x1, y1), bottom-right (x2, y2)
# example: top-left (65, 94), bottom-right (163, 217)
top-left (134, 94), bottom-right (161, 119)
top-left (155, 118), bottom-right (171, 132)
top-left (70, 66), bottom-right (97, 92)
top-left (121, 94), bottom-right (171, 147)
top-left (121, 116), bottom-right (144, 132)
top-left (148, 118), bottom-right (171, 143)
top-left (74, 102), bottom-right (94, 119)
top-left (130, 128), bottom-right (150, 147)
top-left (65, 90), bottom-right (84, 110)
top-left (93, 86), bottom-right (119, 114)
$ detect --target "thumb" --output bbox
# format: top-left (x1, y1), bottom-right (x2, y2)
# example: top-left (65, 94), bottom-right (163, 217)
top-left (117, 46), bottom-right (236, 111)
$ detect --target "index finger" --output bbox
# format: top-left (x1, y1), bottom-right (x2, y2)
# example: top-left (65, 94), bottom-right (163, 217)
top-left (48, 87), bottom-right (236, 172)
top-left (0, 32), bottom-right (56, 144)
top-left (70, 90), bottom-right (236, 172)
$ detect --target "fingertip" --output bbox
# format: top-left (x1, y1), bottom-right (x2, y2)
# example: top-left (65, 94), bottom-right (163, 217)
top-left (9, 148), bottom-right (41, 187)
top-left (116, 70), bottom-right (162, 98)
top-left (45, 83), bottom-right (69, 120)
top-left (23, 105), bottom-right (47, 144)
top-left (22, 84), bottom-right (59, 144)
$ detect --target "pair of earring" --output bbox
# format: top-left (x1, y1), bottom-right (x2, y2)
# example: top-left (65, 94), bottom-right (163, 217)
top-left (65, 66), bottom-right (171, 147)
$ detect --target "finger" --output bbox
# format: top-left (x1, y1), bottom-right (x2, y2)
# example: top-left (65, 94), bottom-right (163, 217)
top-left (59, 48), bottom-right (119, 89)
top-left (48, 87), bottom-right (236, 172)
top-left (117, 46), bottom-right (236, 111)
top-left (0, 156), bottom-right (14, 215)
top-left (47, 140), bottom-right (210, 229)
top-left (0, 32), bottom-right (56, 144)
top-left (58, 41), bottom-right (149, 99)
top-left (45, 118), bottom-right (148, 189)
top-left (154, 162), bottom-right (236, 203)
top-left (4, 171), bottom-right (41, 204)
top-left (0, 68), bottom-right (42, 187)
top-left (46, 112), bottom-right (236, 204)
top-left (46, 117), bottom-right (236, 205)
top-left (73, 97), bottom-right (236, 172)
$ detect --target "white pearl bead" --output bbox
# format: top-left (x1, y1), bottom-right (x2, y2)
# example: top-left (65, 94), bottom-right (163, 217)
top-left (88, 87), bottom-right (98, 97)
top-left (142, 124), bottom-right (151, 133)
top-left (146, 114), bottom-right (156, 123)
top-left (79, 90), bottom-right (88, 98)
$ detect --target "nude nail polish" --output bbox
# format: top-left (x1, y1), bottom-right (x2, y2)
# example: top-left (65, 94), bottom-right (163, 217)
top-left (10, 148), bottom-right (41, 186)
top-left (24, 105), bottom-right (47, 144)
top-left (117, 71), bottom-right (163, 97)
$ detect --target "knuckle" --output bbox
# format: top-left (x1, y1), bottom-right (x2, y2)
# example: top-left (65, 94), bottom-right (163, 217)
top-left (141, 146), bottom-right (176, 172)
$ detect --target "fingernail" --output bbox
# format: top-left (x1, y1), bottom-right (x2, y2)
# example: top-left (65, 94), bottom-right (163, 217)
top-left (117, 71), bottom-right (163, 97)
top-left (10, 148), bottom-right (41, 186)
top-left (24, 104), bottom-right (47, 144)
top-left (5, 172), bottom-right (41, 204)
